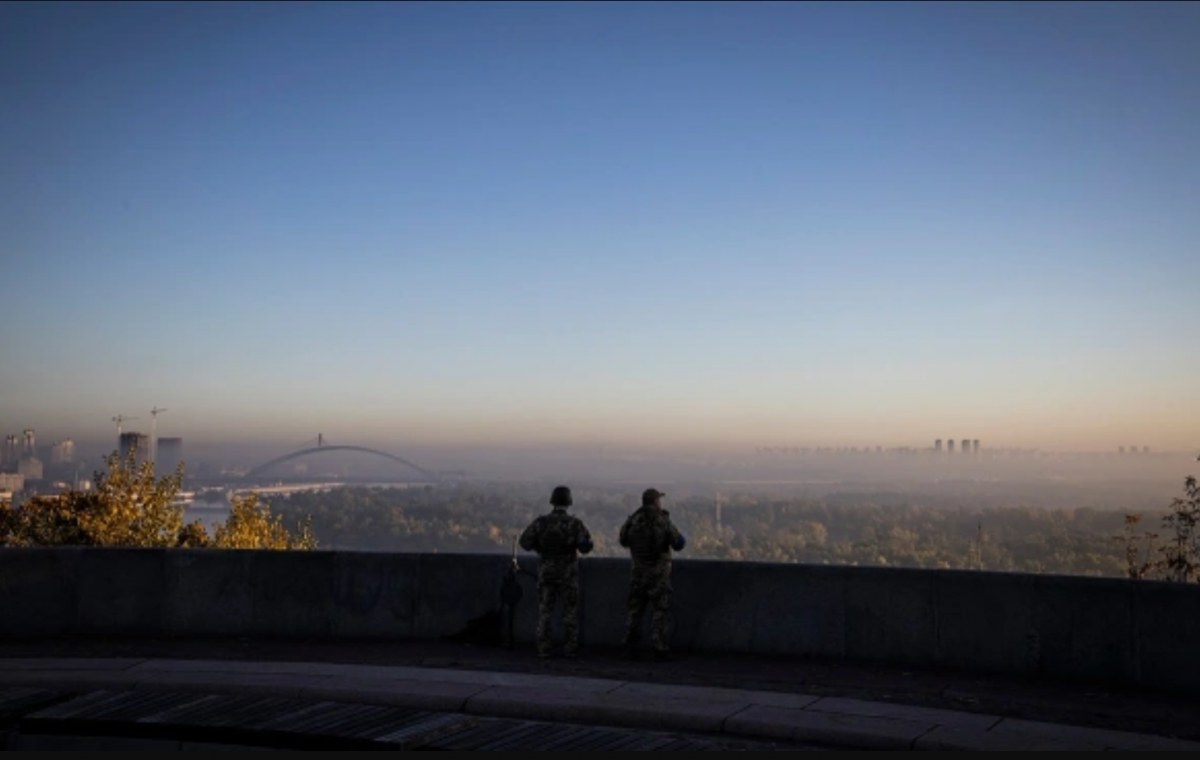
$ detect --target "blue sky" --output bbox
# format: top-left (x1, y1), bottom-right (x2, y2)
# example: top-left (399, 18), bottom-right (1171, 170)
top-left (1, 1), bottom-right (1198, 452)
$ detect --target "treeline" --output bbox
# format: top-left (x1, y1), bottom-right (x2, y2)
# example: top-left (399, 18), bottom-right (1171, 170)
top-left (268, 481), bottom-right (1194, 578)
top-left (8, 452), bottom-right (1194, 582)
top-left (1, 451), bottom-right (315, 551)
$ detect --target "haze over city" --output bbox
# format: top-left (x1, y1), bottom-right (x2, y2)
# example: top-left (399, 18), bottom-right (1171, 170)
top-left (2, 1), bottom-right (1198, 463)
top-left (10, 15), bottom-right (1200, 748)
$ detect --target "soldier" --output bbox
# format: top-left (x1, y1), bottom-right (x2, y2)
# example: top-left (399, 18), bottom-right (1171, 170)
top-left (619, 488), bottom-right (686, 661)
top-left (518, 485), bottom-right (594, 659)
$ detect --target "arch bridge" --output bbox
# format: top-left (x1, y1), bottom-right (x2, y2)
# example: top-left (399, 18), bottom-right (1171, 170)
top-left (241, 436), bottom-right (439, 483)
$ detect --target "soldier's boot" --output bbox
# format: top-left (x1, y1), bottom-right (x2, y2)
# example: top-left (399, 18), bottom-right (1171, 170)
top-left (563, 633), bottom-right (580, 659)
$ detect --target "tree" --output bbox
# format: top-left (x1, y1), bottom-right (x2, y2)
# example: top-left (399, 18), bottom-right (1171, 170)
top-left (1159, 475), bottom-right (1200, 583)
top-left (1114, 514), bottom-right (1157, 580)
top-left (211, 493), bottom-right (317, 550)
top-left (176, 521), bottom-right (212, 548)
top-left (0, 449), bottom-right (314, 551)
top-left (0, 449), bottom-right (187, 548)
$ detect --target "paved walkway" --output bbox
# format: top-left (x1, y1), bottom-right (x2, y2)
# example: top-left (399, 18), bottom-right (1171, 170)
top-left (0, 646), bottom-right (1196, 751)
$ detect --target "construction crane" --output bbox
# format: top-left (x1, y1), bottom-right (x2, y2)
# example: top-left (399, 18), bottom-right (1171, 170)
top-left (150, 406), bottom-right (168, 465)
top-left (112, 415), bottom-right (139, 438)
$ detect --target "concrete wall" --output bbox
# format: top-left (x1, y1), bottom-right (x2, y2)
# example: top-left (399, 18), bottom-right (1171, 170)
top-left (1, 548), bottom-right (1197, 693)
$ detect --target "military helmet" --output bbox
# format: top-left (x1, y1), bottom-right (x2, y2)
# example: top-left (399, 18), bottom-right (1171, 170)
top-left (550, 485), bottom-right (573, 507)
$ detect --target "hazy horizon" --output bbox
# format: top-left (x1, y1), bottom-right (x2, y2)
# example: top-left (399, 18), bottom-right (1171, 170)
top-left (7, 428), bottom-right (1200, 460)
top-left (3, 1), bottom-right (1198, 454)
top-left (14, 432), bottom-right (1196, 492)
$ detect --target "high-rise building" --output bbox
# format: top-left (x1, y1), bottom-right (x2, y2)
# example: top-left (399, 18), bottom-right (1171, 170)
top-left (156, 438), bottom-right (183, 476)
top-left (119, 432), bottom-right (150, 464)
top-left (948, 440), bottom-right (956, 454)
top-left (1119, 446), bottom-right (1126, 455)
top-left (962, 440), bottom-right (971, 455)
top-left (50, 439), bottom-right (76, 464)
top-left (973, 440), bottom-right (980, 455)
top-left (935, 439), bottom-right (943, 454)
top-left (21, 429), bottom-right (35, 458)
top-left (1143, 446), bottom-right (1150, 455)
top-left (1, 435), bottom-right (16, 469)
top-left (17, 458), bottom-right (43, 481)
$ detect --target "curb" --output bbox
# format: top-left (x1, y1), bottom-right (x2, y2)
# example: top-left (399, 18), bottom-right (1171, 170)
top-left (1, 661), bottom-right (1197, 752)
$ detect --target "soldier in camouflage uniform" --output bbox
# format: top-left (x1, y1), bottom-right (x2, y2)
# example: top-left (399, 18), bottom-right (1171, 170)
top-left (519, 485), bottom-right (594, 658)
top-left (619, 488), bottom-right (686, 660)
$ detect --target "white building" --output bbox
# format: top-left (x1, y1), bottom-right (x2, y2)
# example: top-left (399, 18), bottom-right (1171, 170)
top-left (50, 440), bottom-right (75, 464)
top-left (0, 472), bottom-right (25, 492)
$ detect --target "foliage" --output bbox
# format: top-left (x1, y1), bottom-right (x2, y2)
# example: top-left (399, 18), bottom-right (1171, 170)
top-left (1158, 475), bottom-right (1200, 583)
top-left (1115, 464), bottom-right (1200, 583)
top-left (0, 449), bottom-right (314, 551)
top-left (176, 521), bottom-right (212, 548)
top-left (210, 493), bottom-right (317, 550)
top-left (0, 449), bottom-right (185, 547)
top-left (265, 481), bottom-right (1161, 578)
top-left (1114, 514), bottom-right (1157, 580)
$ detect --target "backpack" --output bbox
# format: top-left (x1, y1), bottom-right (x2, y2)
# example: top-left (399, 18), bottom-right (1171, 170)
top-left (624, 508), bottom-right (667, 561)
top-left (538, 512), bottom-right (575, 558)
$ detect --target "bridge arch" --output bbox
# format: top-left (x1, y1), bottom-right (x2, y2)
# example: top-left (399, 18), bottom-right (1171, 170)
top-left (241, 445), bottom-right (439, 483)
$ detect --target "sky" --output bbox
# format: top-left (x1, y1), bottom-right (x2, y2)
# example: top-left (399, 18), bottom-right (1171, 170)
top-left (1, 0), bottom-right (1198, 455)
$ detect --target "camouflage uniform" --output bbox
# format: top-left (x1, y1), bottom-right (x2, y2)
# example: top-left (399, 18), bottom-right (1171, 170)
top-left (619, 490), bottom-right (685, 657)
top-left (519, 503), bottom-right (593, 657)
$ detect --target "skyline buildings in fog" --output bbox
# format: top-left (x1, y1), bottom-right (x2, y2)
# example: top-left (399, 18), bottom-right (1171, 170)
top-left (2, 412), bottom-right (1196, 465)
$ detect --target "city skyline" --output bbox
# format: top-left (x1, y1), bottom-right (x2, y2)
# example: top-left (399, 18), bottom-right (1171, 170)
top-left (2, 2), bottom-right (1198, 452)
top-left (0, 411), bottom-right (1195, 460)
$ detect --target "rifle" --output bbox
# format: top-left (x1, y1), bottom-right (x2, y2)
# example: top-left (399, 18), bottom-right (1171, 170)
top-left (499, 533), bottom-right (536, 648)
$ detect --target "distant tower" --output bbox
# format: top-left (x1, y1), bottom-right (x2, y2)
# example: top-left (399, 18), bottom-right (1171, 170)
top-left (119, 432), bottom-right (150, 464)
top-left (149, 406), bottom-right (169, 467)
top-left (715, 491), bottom-right (724, 534)
top-left (973, 440), bottom-right (980, 455)
top-left (961, 439), bottom-right (971, 456)
top-left (0, 435), bottom-right (15, 469)
top-left (1119, 446), bottom-right (1126, 455)
top-left (935, 439), bottom-right (943, 454)
top-left (948, 440), bottom-right (956, 454)
top-left (21, 429), bottom-right (35, 458)
top-left (1143, 446), bottom-right (1150, 455)
top-left (156, 438), bottom-right (183, 477)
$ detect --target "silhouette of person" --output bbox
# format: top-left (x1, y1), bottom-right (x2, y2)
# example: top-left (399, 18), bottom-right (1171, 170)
top-left (518, 485), bottom-right (594, 658)
top-left (619, 488), bottom-right (686, 660)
